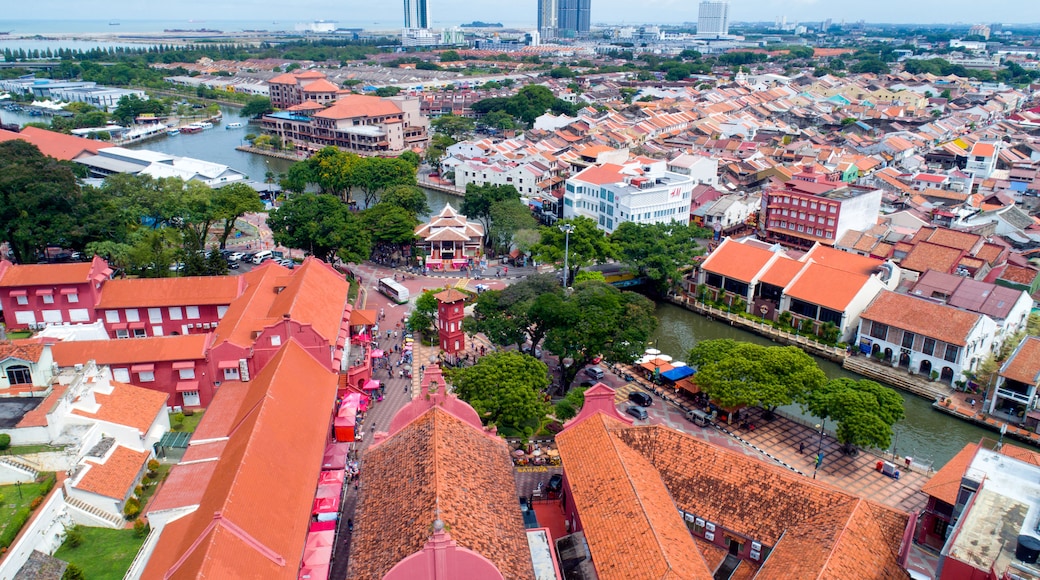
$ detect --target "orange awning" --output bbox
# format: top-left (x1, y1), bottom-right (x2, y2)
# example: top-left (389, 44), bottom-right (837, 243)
top-left (350, 309), bottom-right (377, 326)
top-left (676, 379), bottom-right (700, 394)
top-left (639, 359), bottom-right (674, 373)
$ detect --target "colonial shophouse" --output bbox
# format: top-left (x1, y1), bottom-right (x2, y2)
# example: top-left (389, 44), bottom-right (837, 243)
top-left (987, 336), bottom-right (1040, 426)
top-left (762, 170), bottom-right (882, 250)
top-left (0, 258), bottom-right (112, 329)
top-left (858, 290), bottom-right (998, 385)
top-left (696, 238), bottom-right (899, 342)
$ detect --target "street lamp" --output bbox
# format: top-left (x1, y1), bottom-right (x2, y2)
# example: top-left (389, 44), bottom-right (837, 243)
top-left (812, 421), bottom-right (826, 480)
top-left (559, 223), bottom-right (574, 288)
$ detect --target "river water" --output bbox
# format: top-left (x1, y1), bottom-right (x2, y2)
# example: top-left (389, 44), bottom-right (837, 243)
top-left (0, 103), bottom-right (1005, 468)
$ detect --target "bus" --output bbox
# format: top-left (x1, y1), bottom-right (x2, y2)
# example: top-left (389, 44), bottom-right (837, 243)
top-left (378, 277), bottom-right (410, 304)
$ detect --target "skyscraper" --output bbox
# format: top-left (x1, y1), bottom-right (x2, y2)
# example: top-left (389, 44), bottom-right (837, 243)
top-left (697, 0), bottom-right (729, 37)
top-left (403, 0), bottom-right (430, 29)
top-left (538, 0), bottom-right (558, 39)
top-left (556, 0), bottom-right (590, 37)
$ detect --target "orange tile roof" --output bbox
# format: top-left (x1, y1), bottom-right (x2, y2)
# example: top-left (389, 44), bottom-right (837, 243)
top-left (900, 242), bottom-right (964, 274)
top-left (861, 291), bottom-right (980, 346)
top-left (16, 384), bottom-right (67, 428)
top-left (1001, 337), bottom-right (1040, 385)
top-left (923, 228), bottom-right (981, 252)
top-left (314, 95), bottom-right (402, 120)
top-left (142, 341), bottom-right (339, 580)
top-left (920, 443), bottom-right (979, 506)
top-left (432, 288), bottom-right (467, 303)
top-left (804, 244), bottom-right (883, 276)
top-left (562, 417), bottom-right (909, 580)
top-left (71, 380), bottom-right (169, 434)
top-left (757, 256), bottom-right (803, 288)
top-left (75, 445), bottom-right (149, 500)
top-left (971, 142), bottom-right (995, 157)
top-left (700, 238), bottom-right (777, 283)
top-left (0, 126), bottom-right (105, 161)
top-left (0, 261), bottom-right (95, 287)
top-left (0, 339), bottom-right (45, 363)
top-left (347, 406), bottom-right (536, 580)
top-left (97, 276), bottom-right (242, 308)
top-left (556, 415), bottom-right (713, 580)
top-left (572, 163), bottom-right (625, 186)
top-left (785, 263), bottom-right (870, 312)
top-left (294, 70), bottom-right (326, 79)
top-left (51, 334), bottom-right (211, 366)
top-left (300, 78), bottom-right (340, 93)
top-left (267, 73), bottom-right (300, 84)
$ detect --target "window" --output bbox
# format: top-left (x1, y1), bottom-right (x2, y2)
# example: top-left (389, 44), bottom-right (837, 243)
top-left (106, 310), bottom-right (120, 323)
top-left (902, 331), bottom-right (916, 349)
top-left (179, 368), bottom-right (196, 380)
top-left (271, 335), bottom-right (282, 346)
top-left (115, 329), bottom-right (130, 339)
top-left (148, 308), bottom-right (162, 323)
top-left (42, 294), bottom-right (54, 304)
top-left (223, 367), bottom-right (240, 381)
top-left (869, 321), bottom-right (888, 340)
top-left (112, 368), bottom-right (130, 382)
top-left (66, 292), bottom-right (78, 303)
top-left (138, 371), bottom-right (155, 382)
top-left (125, 309), bottom-right (140, 322)
top-left (186, 306), bottom-right (200, 319)
top-left (6, 365), bottom-right (31, 385)
top-left (944, 344), bottom-right (960, 363)
top-left (169, 307), bottom-right (183, 320)
top-left (133, 328), bottom-right (147, 338)
top-left (922, 337), bottom-right (936, 356)
top-left (69, 309), bottom-right (90, 322)
top-left (15, 295), bottom-right (27, 305)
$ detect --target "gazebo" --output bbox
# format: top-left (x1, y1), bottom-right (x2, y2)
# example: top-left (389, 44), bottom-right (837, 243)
top-left (414, 204), bottom-right (484, 271)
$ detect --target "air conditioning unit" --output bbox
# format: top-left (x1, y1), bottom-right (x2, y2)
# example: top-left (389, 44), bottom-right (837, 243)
top-left (202, 323), bottom-right (211, 329)
top-left (752, 541), bottom-right (762, 551)
top-left (704, 531), bottom-right (715, 541)
top-left (705, 522), bottom-right (715, 532)
top-left (750, 549), bottom-right (761, 560)
top-left (187, 323), bottom-right (195, 329)
top-left (695, 518), bottom-right (705, 527)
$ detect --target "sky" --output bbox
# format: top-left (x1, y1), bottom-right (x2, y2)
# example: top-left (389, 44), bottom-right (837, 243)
top-left (1, 0), bottom-right (1036, 27)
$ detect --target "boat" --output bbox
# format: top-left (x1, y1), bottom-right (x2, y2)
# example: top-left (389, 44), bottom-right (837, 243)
top-left (180, 125), bottom-right (202, 134)
top-left (199, 121), bottom-right (214, 129)
top-left (166, 128), bottom-right (180, 136)
top-left (109, 21), bottom-right (120, 26)
top-left (225, 122), bottom-right (243, 129)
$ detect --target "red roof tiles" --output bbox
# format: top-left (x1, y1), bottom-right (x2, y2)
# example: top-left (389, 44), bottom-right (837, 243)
top-left (1001, 337), bottom-right (1040, 385)
top-left (71, 380), bottom-right (168, 435)
top-left (701, 238), bottom-right (777, 284)
top-left (51, 334), bottom-right (211, 366)
top-left (0, 126), bottom-right (105, 161)
top-left (97, 276), bottom-right (242, 308)
top-left (860, 291), bottom-right (980, 346)
top-left (75, 446), bottom-right (149, 500)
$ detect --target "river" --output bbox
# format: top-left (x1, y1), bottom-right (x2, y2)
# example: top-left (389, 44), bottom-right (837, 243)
top-left (0, 103), bottom-right (1007, 469)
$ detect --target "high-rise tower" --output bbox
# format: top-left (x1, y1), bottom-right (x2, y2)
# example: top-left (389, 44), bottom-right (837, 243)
top-left (403, 0), bottom-right (430, 29)
top-left (556, 0), bottom-right (590, 37)
top-left (538, 0), bottom-right (558, 39)
top-left (697, 0), bottom-right (729, 37)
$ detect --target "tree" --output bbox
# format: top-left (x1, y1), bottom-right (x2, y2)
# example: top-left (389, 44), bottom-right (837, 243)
top-left (408, 289), bottom-right (439, 334)
top-left (554, 386), bottom-right (587, 421)
top-left (0, 433), bottom-right (10, 450)
top-left (62, 564), bottom-right (86, 580)
top-left (802, 378), bottom-right (905, 454)
top-left (241, 96), bottom-right (274, 117)
top-left (488, 199), bottom-right (537, 254)
top-left (544, 281), bottom-right (657, 391)
top-left (430, 114), bottom-right (476, 141)
top-left (375, 86), bottom-right (402, 97)
top-left (531, 217), bottom-right (616, 285)
top-left (439, 50), bottom-right (461, 62)
top-left (482, 110), bottom-right (516, 130)
top-left (460, 183), bottom-right (520, 246)
top-left (549, 66), bottom-right (576, 78)
top-left (0, 140), bottom-right (82, 263)
top-left (611, 221), bottom-right (709, 292)
top-left (446, 352), bottom-right (549, 435)
top-left (352, 156), bottom-right (417, 208)
top-left (464, 273), bottom-right (564, 351)
top-left (360, 203), bottom-right (418, 246)
top-left (268, 193), bottom-right (371, 263)
top-left (212, 182), bottom-right (265, 249)
top-left (398, 150), bottom-right (421, 169)
top-left (379, 184), bottom-right (430, 216)
top-left (689, 340), bottom-right (826, 415)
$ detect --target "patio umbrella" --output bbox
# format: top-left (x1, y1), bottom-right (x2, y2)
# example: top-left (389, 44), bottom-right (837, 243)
top-left (370, 349), bottom-right (385, 358)
top-left (657, 354), bottom-right (673, 362)
top-left (363, 380), bottom-right (380, 391)
top-left (645, 348), bottom-right (661, 356)
top-left (671, 361), bottom-right (687, 367)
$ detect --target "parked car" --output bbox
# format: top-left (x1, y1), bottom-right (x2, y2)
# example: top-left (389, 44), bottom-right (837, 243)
top-left (625, 406), bottom-right (648, 420)
top-left (547, 473), bottom-right (563, 493)
top-left (228, 252), bottom-right (245, 262)
top-left (584, 366), bottom-right (605, 380)
top-left (226, 260), bottom-right (240, 270)
top-left (241, 252), bottom-right (256, 263)
top-left (279, 258), bottom-right (295, 269)
top-left (628, 391), bottom-right (652, 408)
top-left (685, 409), bottom-right (711, 427)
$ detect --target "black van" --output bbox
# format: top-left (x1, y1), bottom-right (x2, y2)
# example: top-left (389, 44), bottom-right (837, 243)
top-left (628, 391), bottom-right (652, 407)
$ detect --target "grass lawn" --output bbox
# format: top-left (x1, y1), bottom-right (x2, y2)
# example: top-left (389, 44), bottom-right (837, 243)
top-left (0, 475), bottom-right (56, 549)
top-left (54, 527), bottom-right (144, 580)
top-left (4, 444), bottom-right (66, 455)
top-left (169, 410), bottom-right (204, 433)
top-left (138, 463), bottom-right (172, 508)
top-left (6, 330), bottom-right (31, 339)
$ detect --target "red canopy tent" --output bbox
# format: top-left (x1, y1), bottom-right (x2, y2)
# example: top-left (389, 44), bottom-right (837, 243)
top-left (362, 379), bottom-right (380, 391)
top-left (314, 482), bottom-right (343, 500)
top-left (321, 443), bottom-right (349, 471)
top-left (318, 470), bottom-right (345, 486)
top-left (312, 494), bottom-right (340, 515)
top-left (308, 520), bottom-right (336, 533)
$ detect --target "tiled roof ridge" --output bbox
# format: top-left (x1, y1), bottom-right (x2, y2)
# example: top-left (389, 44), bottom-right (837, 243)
top-left (606, 423), bottom-right (695, 576)
top-left (815, 499), bottom-right (906, 578)
top-left (162, 512), bottom-right (287, 579)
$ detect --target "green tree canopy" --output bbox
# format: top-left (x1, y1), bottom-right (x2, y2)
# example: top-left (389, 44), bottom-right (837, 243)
top-left (802, 378), bottom-right (905, 453)
top-left (408, 289), bottom-right (439, 335)
top-left (379, 184), bottom-right (430, 216)
top-left (531, 217), bottom-right (616, 284)
top-left (268, 193), bottom-right (371, 263)
top-left (445, 351), bottom-right (549, 434)
top-left (689, 340), bottom-right (826, 414)
top-left (463, 273), bottom-right (564, 351)
top-left (430, 114), bottom-right (476, 141)
top-left (611, 221), bottom-right (709, 292)
top-left (241, 96), bottom-right (274, 117)
top-left (460, 183), bottom-right (520, 246)
top-left (488, 199), bottom-right (537, 255)
top-left (359, 203), bottom-right (418, 246)
top-left (211, 182), bottom-right (265, 249)
top-left (352, 156), bottom-right (417, 207)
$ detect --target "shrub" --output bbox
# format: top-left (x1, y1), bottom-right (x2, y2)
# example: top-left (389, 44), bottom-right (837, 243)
top-left (62, 563), bottom-right (85, 580)
top-left (29, 497), bottom-right (42, 510)
top-left (554, 400), bottom-right (576, 421)
top-left (171, 412), bottom-right (185, 429)
top-left (135, 485), bottom-right (144, 496)
top-left (147, 459), bottom-right (160, 472)
top-left (123, 497), bottom-right (142, 520)
top-left (0, 508), bottom-right (30, 549)
top-left (0, 433), bottom-right (10, 450)
top-left (133, 518), bottom-right (150, 539)
top-left (65, 525), bottom-right (84, 548)
top-left (930, 370), bottom-right (940, 381)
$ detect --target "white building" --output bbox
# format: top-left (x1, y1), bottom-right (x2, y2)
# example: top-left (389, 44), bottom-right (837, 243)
top-left (563, 155), bottom-right (696, 233)
top-left (75, 147), bottom-right (247, 187)
top-left (695, 192), bottom-right (760, 231)
top-left (48, 86), bottom-right (148, 112)
top-left (697, 0), bottom-right (729, 37)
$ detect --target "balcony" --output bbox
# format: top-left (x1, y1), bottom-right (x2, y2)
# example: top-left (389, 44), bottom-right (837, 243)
top-left (995, 387), bottom-right (1034, 406)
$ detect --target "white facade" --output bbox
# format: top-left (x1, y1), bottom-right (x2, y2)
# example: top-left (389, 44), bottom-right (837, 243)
top-left (833, 188), bottom-right (884, 244)
top-left (697, 1), bottom-right (729, 37)
top-left (564, 157), bottom-right (695, 233)
top-left (698, 193), bottom-right (760, 231)
top-left (454, 161), bottom-right (545, 196)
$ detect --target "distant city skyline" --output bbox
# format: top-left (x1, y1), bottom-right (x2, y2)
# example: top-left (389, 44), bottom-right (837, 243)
top-left (1, 0), bottom-right (1037, 27)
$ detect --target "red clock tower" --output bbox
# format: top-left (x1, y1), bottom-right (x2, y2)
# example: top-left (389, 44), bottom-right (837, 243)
top-left (434, 288), bottom-right (468, 355)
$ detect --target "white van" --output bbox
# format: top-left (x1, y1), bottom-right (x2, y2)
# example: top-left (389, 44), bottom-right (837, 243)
top-left (252, 250), bottom-right (273, 264)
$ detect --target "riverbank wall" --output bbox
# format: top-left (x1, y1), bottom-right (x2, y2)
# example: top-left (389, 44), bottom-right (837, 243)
top-left (235, 145), bottom-right (308, 161)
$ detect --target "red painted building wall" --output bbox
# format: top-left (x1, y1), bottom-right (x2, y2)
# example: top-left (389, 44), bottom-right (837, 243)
top-left (99, 304), bottom-right (227, 339)
top-left (0, 257), bottom-right (109, 329)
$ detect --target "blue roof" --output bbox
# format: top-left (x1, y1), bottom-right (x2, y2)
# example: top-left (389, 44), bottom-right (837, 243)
top-left (267, 111), bottom-right (312, 121)
top-left (661, 367), bottom-right (695, 381)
